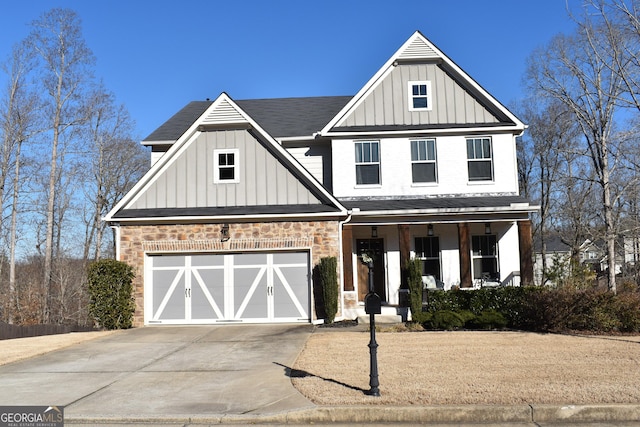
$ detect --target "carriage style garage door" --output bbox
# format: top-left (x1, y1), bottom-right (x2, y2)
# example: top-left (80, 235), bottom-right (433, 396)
top-left (146, 251), bottom-right (310, 324)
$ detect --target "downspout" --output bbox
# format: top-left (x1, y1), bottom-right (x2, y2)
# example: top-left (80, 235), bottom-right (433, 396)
top-left (110, 223), bottom-right (121, 260)
top-left (336, 210), bottom-right (354, 322)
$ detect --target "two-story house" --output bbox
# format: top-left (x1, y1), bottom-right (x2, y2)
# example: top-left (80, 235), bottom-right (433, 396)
top-left (105, 31), bottom-right (537, 326)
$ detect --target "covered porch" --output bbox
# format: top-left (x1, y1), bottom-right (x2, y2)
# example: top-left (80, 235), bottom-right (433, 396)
top-left (339, 207), bottom-right (535, 320)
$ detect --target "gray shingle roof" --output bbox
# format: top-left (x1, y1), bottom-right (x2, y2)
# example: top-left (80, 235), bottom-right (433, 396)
top-left (143, 96), bottom-right (352, 142)
top-left (237, 96), bottom-right (351, 138)
top-left (339, 195), bottom-right (532, 212)
top-left (113, 204), bottom-right (343, 219)
top-left (144, 101), bottom-right (212, 142)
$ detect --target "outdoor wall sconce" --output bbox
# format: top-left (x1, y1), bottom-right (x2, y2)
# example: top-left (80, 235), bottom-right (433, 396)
top-left (485, 223), bottom-right (491, 235)
top-left (371, 226), bottom-right (378, 238)
top-left (221, 224), bottom-right (230, 242)
top-left (427, 224), bottom-right (434, 236)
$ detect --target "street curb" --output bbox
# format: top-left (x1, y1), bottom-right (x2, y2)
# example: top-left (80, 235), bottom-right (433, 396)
top-left (65, 404), bottom-right (640, 425)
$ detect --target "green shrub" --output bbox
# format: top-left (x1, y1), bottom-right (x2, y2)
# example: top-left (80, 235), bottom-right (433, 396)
top-left (426, 310), bottom-right (465, 330)
top-left (86, 259), bottom-right (135, 330)
top-left (467, 310), bottom-right (508, 330)
top-left (317, 257), bottom-right (339, 324)
top-left (406, 258), bottom-right (423, 321)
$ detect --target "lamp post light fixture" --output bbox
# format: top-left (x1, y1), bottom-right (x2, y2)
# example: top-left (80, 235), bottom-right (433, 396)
top-left (361, 252), bottom-right (380, 397)
top-left (221, 224), bottom-right (230, 241)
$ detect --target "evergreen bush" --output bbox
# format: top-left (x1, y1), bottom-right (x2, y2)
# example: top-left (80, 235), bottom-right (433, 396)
top-left (87, 259), bottom-right (135, 330)
top-left (428, 310), bottom-right (465, 330)
top-left (317, 256), bottom-right (339, 324)
top-left (406, 258), bottom-right (423, 322)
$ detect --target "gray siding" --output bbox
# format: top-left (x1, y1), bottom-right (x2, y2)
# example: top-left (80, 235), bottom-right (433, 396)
top-left (128, 129), bottom-right (321, 209)
top-left (339, 63), bottom-right (500, 127)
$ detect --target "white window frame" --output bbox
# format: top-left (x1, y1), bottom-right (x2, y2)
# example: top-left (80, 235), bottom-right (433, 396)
top-left (411, 139), bottom-right (437, 184)
top-left (354, 141), bottom-right (381, 186)
top-left (471, 234), bottom-right (500, 283)
top-left (415, 236), bottom-right (441, 283)
top-left (466, 137), bottom-right (494, 182)
top-left (213, 148), bottom-right (240, 184)
top-left (408, 80), bottom-right (432, 111)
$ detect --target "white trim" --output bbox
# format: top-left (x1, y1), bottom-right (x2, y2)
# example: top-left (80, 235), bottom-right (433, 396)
top-left (213, 148), bottom-right (240, 184)
top-left (319, 31), bottom-right (525, 136)
top-left (408, 80), bottom-right (432, 111)
top-left (104, 93), bottom-right (348, 221)
top-left (466, 136), bottom-right (494, 182)
top-left (323, 125), bottom-right (524, 138)
top-left (410, 138), bottom-right (437, 184)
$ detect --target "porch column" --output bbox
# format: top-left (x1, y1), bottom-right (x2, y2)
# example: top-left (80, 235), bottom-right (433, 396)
top-left (398, 224), bottom-right (411, 287)
top-left (342, 226), bottom-right (354, 291)
top-left (518, 220), bottom-right (534, 285)
top-left (458, 223), bottom-right (472, 288)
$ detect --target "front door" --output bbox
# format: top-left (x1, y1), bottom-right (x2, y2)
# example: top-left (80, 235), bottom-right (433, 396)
top-left (356, 239), bottom-right (386, 302)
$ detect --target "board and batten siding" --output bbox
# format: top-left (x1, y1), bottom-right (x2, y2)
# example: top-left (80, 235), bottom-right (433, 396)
top-left (338, 63), bottom-right (500, 127)
top-left (128, 129), bottom-right (321, 209)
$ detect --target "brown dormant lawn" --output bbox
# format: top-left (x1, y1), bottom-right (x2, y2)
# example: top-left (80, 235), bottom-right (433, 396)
top-left (291, 329), bottom-right (640, 406)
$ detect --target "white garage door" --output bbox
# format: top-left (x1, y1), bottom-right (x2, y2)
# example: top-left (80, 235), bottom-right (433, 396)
top-left (146, 252), bottom-right (310, 324)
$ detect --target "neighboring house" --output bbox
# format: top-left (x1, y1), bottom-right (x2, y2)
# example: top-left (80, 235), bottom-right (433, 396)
top-left (533, 235), bottom-right (571, 286)
top-left (105, 31), bottom-right (538, 326)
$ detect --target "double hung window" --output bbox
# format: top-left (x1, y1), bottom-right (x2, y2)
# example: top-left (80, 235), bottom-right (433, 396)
top-left (415, 236), bottom-right (441, 281)
top-left (471, 235), bottom-right (499, 282)
top-left (213, 149), bottom-right (239, 183)
top-left (355, 141), bottom-right (380, 185)
top-left (408, 81), bottom-right (432, 111)
top-left (466, 137), bottom-right (493, 181)
top-left (411, 139), bottom-right (437, 183)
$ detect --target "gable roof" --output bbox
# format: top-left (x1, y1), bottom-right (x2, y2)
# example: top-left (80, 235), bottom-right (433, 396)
top-left (105, 93), bottom-right (347, 222)
top-left (320, 30), bottom-right (525, 136)
top-left (143, 96), bottom-right (352, 145)
top-left (236, 97), bottom-right (351, 139)
top-left (144, 101), bottom-right (213, 144)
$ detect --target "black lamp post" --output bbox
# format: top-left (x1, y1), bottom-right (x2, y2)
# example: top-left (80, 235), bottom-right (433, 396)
top-left (362, 253), bottom-right (380, 397)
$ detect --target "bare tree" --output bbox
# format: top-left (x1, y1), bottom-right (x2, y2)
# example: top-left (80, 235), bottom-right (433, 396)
top-left (25, 8), bottom-right (95, 320)
top-left (0, 41), bottom-right (39, 323)
top-left (516, 99), bottom-right (581, 284)
top-left (81, 87), bottom-right (147, 261)
top-left (526, 13), bottom-right (628, 292)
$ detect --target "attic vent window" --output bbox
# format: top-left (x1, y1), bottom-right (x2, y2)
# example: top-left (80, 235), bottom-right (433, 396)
top-left (408, 81), bottom-right (432, 111)
top-left (214, 149), bottom-right (240, 183)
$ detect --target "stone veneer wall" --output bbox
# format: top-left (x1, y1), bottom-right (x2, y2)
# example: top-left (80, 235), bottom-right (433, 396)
top-left (119, 220), bottom-right (341, 326)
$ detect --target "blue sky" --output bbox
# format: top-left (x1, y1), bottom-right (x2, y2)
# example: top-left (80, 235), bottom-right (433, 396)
top-left (0, 1), bottom-right (578, 140)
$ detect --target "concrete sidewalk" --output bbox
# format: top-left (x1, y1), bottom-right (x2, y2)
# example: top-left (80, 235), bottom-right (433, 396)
top-left (1, 326), bottom-right (639, 425)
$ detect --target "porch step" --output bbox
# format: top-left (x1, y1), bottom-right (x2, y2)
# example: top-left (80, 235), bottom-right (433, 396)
top-left (357, 314), bottom-right (403, 325)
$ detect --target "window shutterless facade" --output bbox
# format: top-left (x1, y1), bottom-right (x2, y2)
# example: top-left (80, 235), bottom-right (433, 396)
top-left (471, 235), bottom-right (499, 282)
top-left (355, 141), bottom-right (380, 185)
top-left (466, 137), bottom-right (493, 181)
top-left (213, 149), bottom-right (240, 183)
top-left (408, 80), bottom-right (432, 111)
top-left (411, 139), bottom-right (437, 183)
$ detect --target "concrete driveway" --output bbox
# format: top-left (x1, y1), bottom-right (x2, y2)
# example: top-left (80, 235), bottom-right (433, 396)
top-left (0, 324), bottom-right (315, 423)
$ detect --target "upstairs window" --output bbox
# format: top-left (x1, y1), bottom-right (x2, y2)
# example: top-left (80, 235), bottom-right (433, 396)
top-left (355, 141), bottom-right (380, 185)
top-left (411, 139), bottom-right (437, 183)
top-left (213, 149), bottom-right (239, 183)
top-left (408, 81), bottom-right (432, 111)
top-left (466, 137), bottom-right (493, 181)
